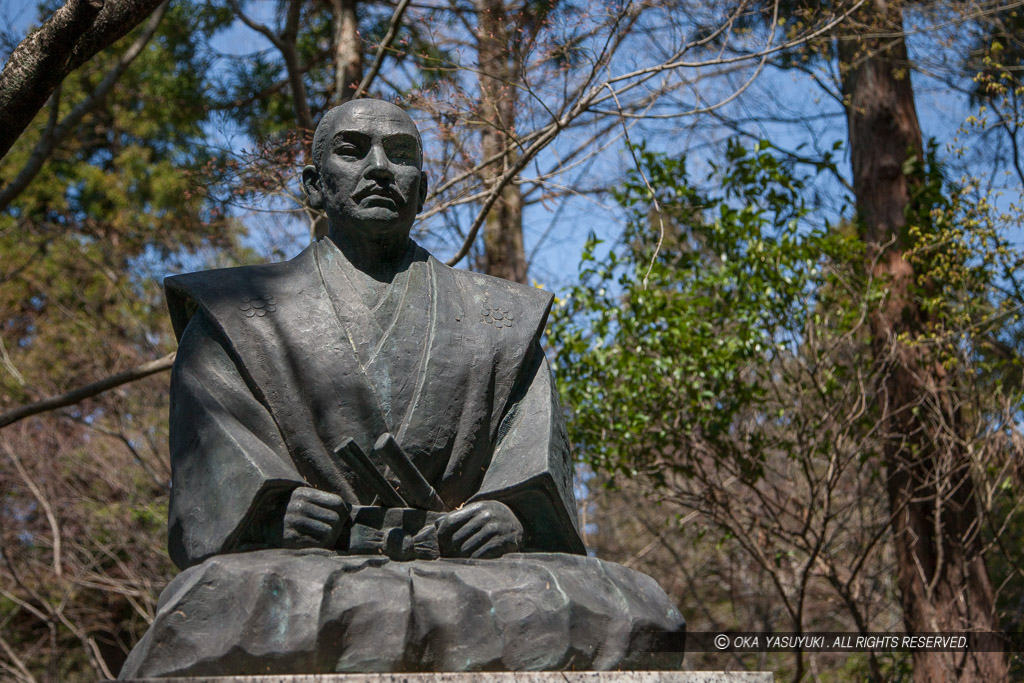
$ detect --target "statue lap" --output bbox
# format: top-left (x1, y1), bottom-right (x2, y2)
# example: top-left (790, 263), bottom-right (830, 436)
top-left (120, 551), bottom-right (684, 677)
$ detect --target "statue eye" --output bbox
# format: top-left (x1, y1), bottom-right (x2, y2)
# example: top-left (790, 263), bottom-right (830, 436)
top-left (333, 143), bottom-right (362, 158)
top-left (390, 147), bottom-right (418, 164)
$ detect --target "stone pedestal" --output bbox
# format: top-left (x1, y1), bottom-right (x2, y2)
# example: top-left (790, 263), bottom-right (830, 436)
top-left (119, 673), bottom-right (773, 683)
top-left (121, 552), bottom-right (686, 678)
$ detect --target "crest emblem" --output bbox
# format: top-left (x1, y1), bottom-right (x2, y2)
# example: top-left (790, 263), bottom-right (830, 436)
top-left (240, 294), bottom-right (277, 318)
top-left (481, 305), bottom-right (513, 328)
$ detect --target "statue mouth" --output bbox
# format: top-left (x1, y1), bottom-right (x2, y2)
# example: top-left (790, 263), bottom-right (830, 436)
top-left (355, 187), bottom-right (400, 205)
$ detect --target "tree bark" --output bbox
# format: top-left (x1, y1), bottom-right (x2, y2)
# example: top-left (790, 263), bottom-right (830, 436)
top-left (331, 0), bottom-right (362, 105)
top-left (0, 0), bottom-right (166, 160)
top-left (475, 0), bottom-right (527, 283)
top-left (838, 2), bottom-right (1008, 680)
top-left (0, 1), bottom-right (168, 212)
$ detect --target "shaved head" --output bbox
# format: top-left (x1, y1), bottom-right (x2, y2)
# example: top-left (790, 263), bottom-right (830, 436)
top-left (312, 99), bottom-right (422, 171)
top-left (302, 98), bottom-right (428, 256)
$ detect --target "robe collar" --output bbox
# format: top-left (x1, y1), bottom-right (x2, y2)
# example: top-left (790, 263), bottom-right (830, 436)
top-left (313, 237), bottom-right (436, 438)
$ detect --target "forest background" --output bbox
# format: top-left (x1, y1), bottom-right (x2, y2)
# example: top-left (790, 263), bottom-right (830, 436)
top-left (2, 0), bottom-right (1024, 681)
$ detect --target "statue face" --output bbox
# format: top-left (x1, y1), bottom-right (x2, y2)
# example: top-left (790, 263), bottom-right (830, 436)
top-left (304, 100), bottom-right (428, 245)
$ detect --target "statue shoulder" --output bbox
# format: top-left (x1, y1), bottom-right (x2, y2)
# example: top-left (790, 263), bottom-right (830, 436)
top-left (165, 246), bottom-right (317, 341)
top-left (429, 257), bottom-right (554, 337)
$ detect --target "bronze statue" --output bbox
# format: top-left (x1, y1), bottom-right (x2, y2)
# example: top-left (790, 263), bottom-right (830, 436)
top-left (119, 100), bottom-right (683, 678)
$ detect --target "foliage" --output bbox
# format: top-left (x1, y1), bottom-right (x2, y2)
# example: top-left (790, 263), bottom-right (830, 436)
top-left (0, 5), bottom-right (251, 679)
top-left (0, 0), bottom-right (240, 403)
top-left (553, 140), bottom-right (1024, 678)
top-left (552, 140), bottom-right (862, 484)
top-left (903, 141), bottom-right (1024, 381)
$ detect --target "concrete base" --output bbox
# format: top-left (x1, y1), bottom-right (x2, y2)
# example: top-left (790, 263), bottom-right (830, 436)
top-left (121, 673), bottom-right (772, 683)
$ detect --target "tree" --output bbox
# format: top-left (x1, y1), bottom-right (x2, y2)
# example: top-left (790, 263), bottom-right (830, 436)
top-left (554, 134), bottom-right (1024, 680)
top-left (553, 142), bottom-right (902, 681)
top-left (594, 1), bottom-right (1024, 678)
top-left (838, 3), bottom-right (1007, 679)
top-left (0, 2), bottom-right (246, 677)
top-left (0, 0), bottom-right (168, 159)
top-left (470, 0), bottom-right (570, 282)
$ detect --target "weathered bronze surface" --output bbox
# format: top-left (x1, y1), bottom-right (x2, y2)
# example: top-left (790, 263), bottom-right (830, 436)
top-left (119, 100), bottom-right (684, 678)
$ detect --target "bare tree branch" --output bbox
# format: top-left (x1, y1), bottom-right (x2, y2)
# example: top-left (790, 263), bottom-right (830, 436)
top-left (2, 443), bottom-right (62, 582)
top-left (0, 631), bottom-right (36, 683)
top-left (0, 0), bottom-right (169, 212)
top-left (352, 0), bottom-right (412, 100)
top-left (0, 0), bottom-right (167, 159)
top-left (227, 0), bottom-right (314, 133)
top-left (0, 352), bottom-right (174, 430)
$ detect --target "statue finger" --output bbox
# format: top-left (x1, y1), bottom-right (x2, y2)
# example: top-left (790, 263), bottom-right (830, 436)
top-left (469, 537), bottom-right (516, 559)
top-left (435, 507), bottom-right (476, 541)
top-left (449, 514), bottom-right (490, 548)
top-left (295, 488), bottom-right (346, 511)
top-left (301, 504), bottom-right (342, 526)
top-left (459, 526), bottom-right (503, 557)
top-left (282, 529), bottom-right (323, 549)
top-left (289, 517), bottom-right (334, 539)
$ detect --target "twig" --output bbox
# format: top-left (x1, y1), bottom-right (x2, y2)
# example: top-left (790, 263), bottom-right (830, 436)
top-left (2, 443), bottom-right (62, 579)
top-left (352, 0), bottom-right (412, 99)
top-left (0, 353), bottom-right (175, 430)
top-left (0, 633), bottom-right (35, 683)
top-left (603, 81), bottom-right (664, 289)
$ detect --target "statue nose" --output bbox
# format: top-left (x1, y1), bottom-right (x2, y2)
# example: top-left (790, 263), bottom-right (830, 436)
top-left (366, 144), bottom-right (393, 179)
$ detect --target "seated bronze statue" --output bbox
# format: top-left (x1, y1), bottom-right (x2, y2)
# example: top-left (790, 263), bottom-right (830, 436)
top-left (120, 99), bottom-right (684, 678)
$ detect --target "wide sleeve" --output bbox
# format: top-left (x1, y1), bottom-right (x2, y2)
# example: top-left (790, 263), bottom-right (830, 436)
top-left (167, 310), bottom-right (305, 569)
top-left (470, 341), bottom-right (586, 554)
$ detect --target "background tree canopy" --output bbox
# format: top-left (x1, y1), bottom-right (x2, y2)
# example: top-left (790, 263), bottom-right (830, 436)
top-left (1, 0), bottom-right (1023, 681)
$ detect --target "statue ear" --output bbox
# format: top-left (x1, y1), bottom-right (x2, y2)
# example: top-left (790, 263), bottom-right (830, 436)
top-left (302, 165), bottom-right (323, 210)
top-left (417, 170), bottom-right (428, 214)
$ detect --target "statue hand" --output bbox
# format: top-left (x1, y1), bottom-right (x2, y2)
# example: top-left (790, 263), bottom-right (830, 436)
top-left (282, 487), bottom-right (348, 549)
top-left (435, 500), bottom-right (523, 559)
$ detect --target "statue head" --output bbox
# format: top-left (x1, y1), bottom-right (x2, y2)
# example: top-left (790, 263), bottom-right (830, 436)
top-left (302, 99), bottom-right (428, 250)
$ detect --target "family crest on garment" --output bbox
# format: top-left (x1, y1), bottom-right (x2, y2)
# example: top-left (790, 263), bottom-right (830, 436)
top-left (163, 237), bottom-right (583, 570)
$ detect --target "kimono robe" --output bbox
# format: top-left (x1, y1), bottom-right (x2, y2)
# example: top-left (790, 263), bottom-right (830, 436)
top-left (163, 237), bottom-right (584, 569)
top-left (121, 238), bottom-right (686, 678)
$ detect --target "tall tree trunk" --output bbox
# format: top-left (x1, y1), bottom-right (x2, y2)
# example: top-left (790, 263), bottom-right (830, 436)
top-left (475, 0), bottom-right (527, 283)
top-left (838, 2), bottom-right (1008, 681)
top-left (331, 0), bottom-right (362, 104)
top-left (312, 0), bottom-right (364, 241)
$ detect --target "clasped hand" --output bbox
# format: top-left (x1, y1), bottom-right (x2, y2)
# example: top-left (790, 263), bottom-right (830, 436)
top-left (282, 487), bottom-right (523, 559)
top-left (282, 487), bottom-right (348, 549)
top-left (435, 500), bottom-right (524, 559)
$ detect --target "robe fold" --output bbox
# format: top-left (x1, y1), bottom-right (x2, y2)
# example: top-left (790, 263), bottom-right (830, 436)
top-left (164, 238), bottom-right (584, 569)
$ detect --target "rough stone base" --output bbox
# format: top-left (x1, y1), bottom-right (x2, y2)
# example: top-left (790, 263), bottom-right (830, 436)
top-left (119, 673), bottom-right (772, 683)
top-left (121, 552), bottom-right (686, 677)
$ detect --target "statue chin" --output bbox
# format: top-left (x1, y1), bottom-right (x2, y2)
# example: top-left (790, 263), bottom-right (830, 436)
top-left (118, 549), bottom-right (685, 678)
top-left (329, 208), bottom-right (414, 243)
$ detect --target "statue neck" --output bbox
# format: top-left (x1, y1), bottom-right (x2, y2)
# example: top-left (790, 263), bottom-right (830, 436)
top-left (326, 231), bottom-right (412, 284)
